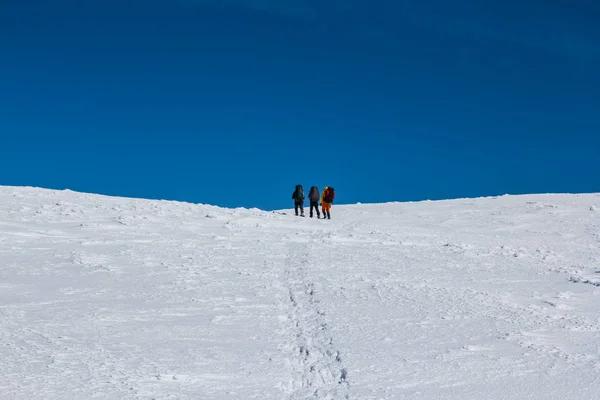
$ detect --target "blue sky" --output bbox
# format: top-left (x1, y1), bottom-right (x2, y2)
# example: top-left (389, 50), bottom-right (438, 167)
top-left (1, 0), bottom-right (598, 209)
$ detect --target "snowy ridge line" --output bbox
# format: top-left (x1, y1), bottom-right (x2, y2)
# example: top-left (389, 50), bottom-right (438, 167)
top-left (283, 242), bottom-right (350, 400)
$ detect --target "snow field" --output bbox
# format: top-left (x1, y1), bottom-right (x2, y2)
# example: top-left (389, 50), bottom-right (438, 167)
top-left (1, 187), bottom-right (599, 399)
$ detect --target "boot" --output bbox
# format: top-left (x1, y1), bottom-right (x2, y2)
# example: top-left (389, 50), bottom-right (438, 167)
top-left (327, 212), bottom-right (331, 219)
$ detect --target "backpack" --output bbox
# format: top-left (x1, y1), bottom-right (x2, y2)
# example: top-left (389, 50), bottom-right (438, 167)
top-left (324, 187), bottom-right (335, 203)
top-left (293, 185), bottom-right (304, 201)
top-left (309, 186), bottom-right (319, 201)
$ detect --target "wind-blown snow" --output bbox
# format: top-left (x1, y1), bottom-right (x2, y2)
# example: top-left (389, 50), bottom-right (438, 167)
top-left (1, 186), bottom-right (599, 399)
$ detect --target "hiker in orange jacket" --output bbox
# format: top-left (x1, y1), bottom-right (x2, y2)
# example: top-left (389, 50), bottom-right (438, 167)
top-left (320, 186), bottom-right (335, 220)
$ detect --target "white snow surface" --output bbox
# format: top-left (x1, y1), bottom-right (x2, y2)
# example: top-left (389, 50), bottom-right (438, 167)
top-left (1, 186), bottom-right (600, 400)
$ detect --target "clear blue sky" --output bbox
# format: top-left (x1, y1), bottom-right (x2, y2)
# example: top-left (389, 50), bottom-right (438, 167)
top-left (1, 0), bottom-right (598, 209)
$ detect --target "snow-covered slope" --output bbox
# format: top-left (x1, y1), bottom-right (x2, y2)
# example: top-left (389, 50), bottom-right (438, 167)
top-left (1, 186), bottom-right (599, 399)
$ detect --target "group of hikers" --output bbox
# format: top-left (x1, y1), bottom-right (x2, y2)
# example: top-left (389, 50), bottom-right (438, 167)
top-left (291, 185), bottom-right (335, 219)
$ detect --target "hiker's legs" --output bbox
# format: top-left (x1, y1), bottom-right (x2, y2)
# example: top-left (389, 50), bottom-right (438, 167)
top-left (310, 202), bottom-right (319, 218)
top-left (295, 201), bottom-right (304, 216)
top-left (322, 202), bottom-right (331, 219)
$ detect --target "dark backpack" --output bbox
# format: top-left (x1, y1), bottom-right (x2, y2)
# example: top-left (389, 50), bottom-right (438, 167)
top-left (292, 185), bottom-right (304, 201)
top-left (309, 186), bottom-right (319, 201)
top-left (324, 187), bottom-right (335, 203)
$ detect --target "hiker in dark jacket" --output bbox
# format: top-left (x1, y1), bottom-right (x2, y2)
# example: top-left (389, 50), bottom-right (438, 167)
top-left (308, 186), bottom-right (321, 218)
top-left (291, 184), bottom-right (305, 217)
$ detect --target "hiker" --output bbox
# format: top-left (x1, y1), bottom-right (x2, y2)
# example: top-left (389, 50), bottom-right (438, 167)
top-left (291, 184), bottom-right (305, 217)
top-left (308, 186), bottom-right (321, 218)
top-left (320, 186), bottom-right (335, 219)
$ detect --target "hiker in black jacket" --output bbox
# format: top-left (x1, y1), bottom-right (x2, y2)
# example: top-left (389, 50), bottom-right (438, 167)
top-left (308, 186), bottom-right (321, 218)
top-left (291, 185), bottom-right (305, 217)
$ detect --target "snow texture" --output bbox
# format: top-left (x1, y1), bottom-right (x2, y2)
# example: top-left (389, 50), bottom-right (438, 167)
top-left (1, 186), bottom-right (600, 399)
